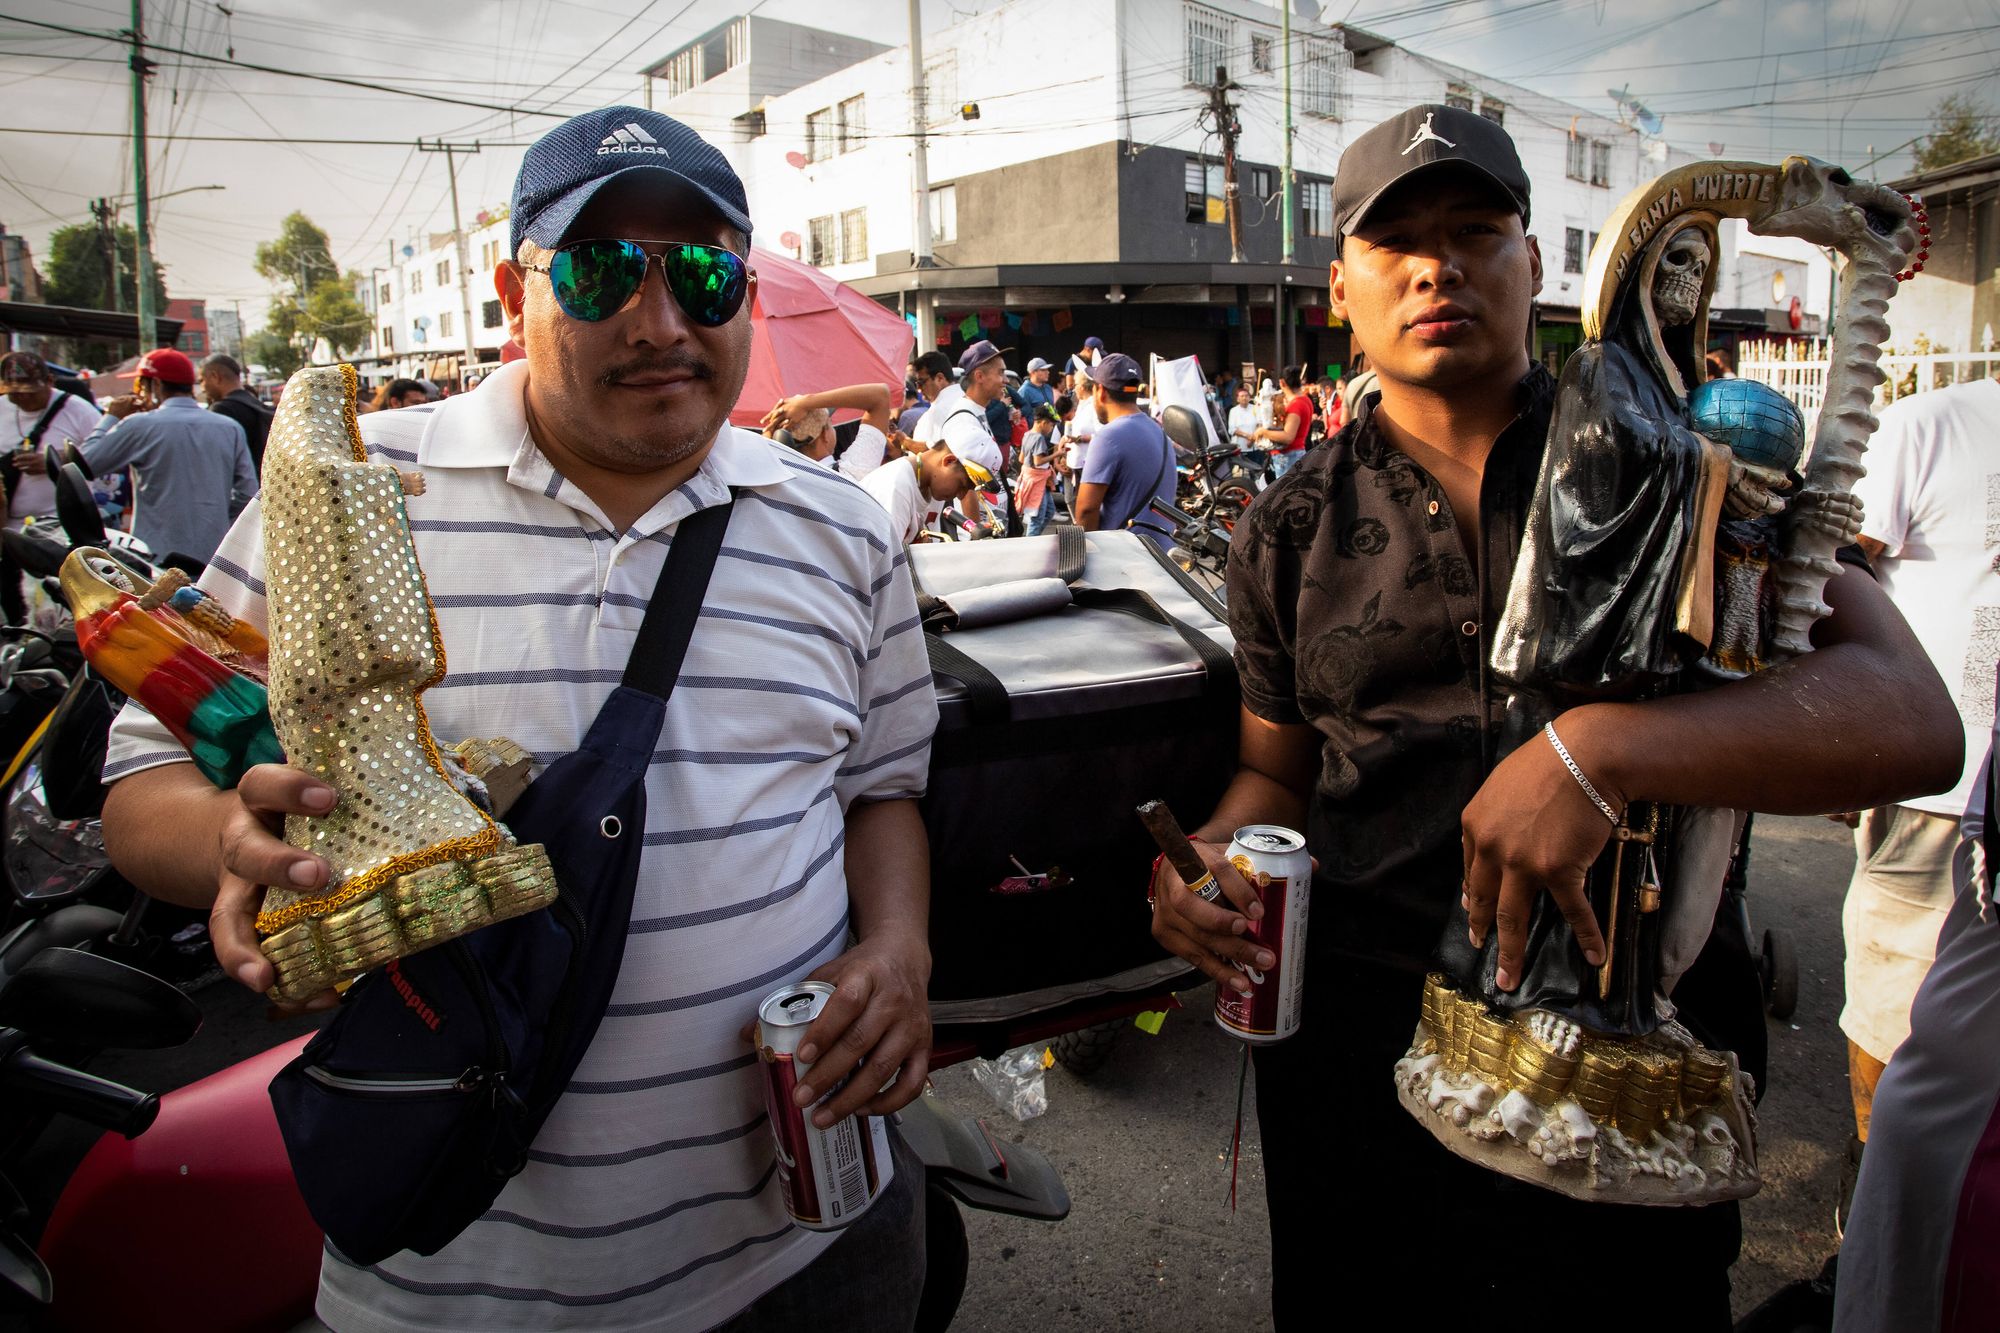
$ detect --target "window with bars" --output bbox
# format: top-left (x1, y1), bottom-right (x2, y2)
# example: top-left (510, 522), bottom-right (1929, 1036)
top-left (1301, 179), bottom-right (1333, 238)
top-left (440, 309), bottom-right (454, 339)
top-left (837, 95), bottom-right (866, 153)
top-left (1251, 33), bottom-right (1274, 72)
top-left (381, 326), bottom-right (393, 352)
top-left (1565, 227), bottom-right (1584, 274)
top-left (1445, 83), bottom-right (1473, 112)
top-left (482, 299), bottom-right (502, 329)
top-left (806, 107), bottom-right (834, 162)
top-left (839, 208), bottom-right (869, 264)
top-left (929, 185), bottom-right (957, 245)
top-left (378, 284), bottom-right (391, 306)
top-left (410, 270), bottom-right (423, 294)
top-left (1590, 139), bottom-right (1611, 186)
top-left (1566, 134), bottom-right (1587, 181)
top-left (1185, 157), bottom-right (1225, 224)
top-left (924, 53), bottom-right (957, 127)
top-left (1299, 38), bottom-right (1351, 119)
top-left (808, 215), bottom-right (838, 267)
top-left (1480, 98), bottom-right (1505, 125)
top-left (436, 259), bottom-right (452, 286)
top-left (1184, 3), bottom-right (1233, 86)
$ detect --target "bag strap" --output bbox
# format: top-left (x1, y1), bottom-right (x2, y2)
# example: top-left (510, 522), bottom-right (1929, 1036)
top-left (620, 495), bottom-right (735, 700)
top-left (24, 392), bottom-right (73, 448)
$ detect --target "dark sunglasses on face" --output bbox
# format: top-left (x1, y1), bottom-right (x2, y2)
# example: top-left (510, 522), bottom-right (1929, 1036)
top-left (524, 239), bottom-right (753, 327)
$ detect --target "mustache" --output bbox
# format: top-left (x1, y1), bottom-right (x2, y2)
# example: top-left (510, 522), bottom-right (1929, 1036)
top-left (598, 351), bottom-right (714, 386)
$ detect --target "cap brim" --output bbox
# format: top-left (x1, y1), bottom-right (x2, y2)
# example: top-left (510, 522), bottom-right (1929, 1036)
top-left (524, 163), bottom-right (754, 250)
top-left (1337, 159), bottom-right (1526, 239)
top-left (964, 346), bottom-right (1013, 370)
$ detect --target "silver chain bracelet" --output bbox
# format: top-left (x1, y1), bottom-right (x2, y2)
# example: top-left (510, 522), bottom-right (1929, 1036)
top-left (1544, 720), bottom-right (1620, 827)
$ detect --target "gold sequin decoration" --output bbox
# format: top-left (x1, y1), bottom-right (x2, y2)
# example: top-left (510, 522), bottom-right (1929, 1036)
top-left (250, 365), bottom-right (558, 997)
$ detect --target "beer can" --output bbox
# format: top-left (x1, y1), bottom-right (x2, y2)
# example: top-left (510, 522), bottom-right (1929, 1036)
top-left (1213, 824), bottom-right (1312, 1044)
top-left (754, 980), bottom-right (894, 1231)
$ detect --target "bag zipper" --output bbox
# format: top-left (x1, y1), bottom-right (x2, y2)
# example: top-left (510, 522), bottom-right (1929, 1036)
top-left (304, 1065), bottom-right (490, 1095)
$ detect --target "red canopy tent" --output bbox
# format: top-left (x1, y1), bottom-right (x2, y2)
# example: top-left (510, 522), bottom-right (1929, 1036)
top-left (731, 247), bottom-right (913, 428)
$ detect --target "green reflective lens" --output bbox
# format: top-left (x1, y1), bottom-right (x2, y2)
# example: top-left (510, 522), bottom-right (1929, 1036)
top-left (544, 240), bottom-right (749, 327)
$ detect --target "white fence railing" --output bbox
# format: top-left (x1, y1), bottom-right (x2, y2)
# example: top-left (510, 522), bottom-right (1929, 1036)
top-left (1737, 337), bottom-right (2000, 424)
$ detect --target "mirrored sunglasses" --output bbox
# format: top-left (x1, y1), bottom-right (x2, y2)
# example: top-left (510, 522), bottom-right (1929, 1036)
top-left (526, 239), bottom-right (752, 327)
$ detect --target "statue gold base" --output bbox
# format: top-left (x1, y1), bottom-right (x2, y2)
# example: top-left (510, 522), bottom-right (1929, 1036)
top-left (1393, 974), bottom-right (1760, 1205)
top-left (261, 843), bottom-right (557, 1003)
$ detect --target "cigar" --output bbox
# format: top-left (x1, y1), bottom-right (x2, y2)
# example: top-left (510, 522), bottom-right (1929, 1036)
top-left (1136, 799), bottom-right (1222, 902)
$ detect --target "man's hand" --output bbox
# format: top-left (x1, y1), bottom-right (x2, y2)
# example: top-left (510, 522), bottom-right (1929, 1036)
top-left (210, 763), bottom-right (339, 1011)
top-left (102, 394), bottom-right (147, 420)
top-left (1724, 458), bottom-right (1792, 520)
top-left (762, 395), bottom-right (810, 431)
top-left (1149, 839), bottom-right (1272, 994)
top-left (12, 448), bottom-right (43, 476)
top-left (1460, 724), bottom-right (1614, 991)
top-left (791, 930), bottom-right (931, 1128)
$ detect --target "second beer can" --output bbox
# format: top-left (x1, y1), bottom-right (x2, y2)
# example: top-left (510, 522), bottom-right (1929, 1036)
top-left (1213, 824), bottom-right (1312, 1043)
top-left (755, 980), bottom-right (894, 1231)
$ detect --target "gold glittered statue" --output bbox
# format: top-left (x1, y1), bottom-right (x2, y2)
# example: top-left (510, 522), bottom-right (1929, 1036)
top-left (250, 365), bottom-right (557, 1002)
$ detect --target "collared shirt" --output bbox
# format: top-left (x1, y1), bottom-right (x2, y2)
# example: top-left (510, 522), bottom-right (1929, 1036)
top-left (80, 395), bottom-right (257, 565)
top-left (1226, 403), bottom-right (1260, 443)
top-left (1225, 368), bottom-right (1554, 969)
top-left (104, 360), bottom-right (939, 1332)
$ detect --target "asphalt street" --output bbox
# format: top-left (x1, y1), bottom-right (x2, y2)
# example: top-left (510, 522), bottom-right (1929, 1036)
top-left (38, 814), bottom-right (1858, 1329)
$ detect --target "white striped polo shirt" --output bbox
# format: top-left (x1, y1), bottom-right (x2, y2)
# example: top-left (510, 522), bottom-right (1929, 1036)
top-left (104, 361), bottom-right (939, 1332)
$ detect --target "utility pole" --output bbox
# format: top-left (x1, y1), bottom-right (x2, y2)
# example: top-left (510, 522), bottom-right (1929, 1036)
top-left (91, 198), bottom-right (122, 313)
top-left (906, 0), bottom-right (935, 352)
top-left (129, 0), bottom-right (158, 351)
top-left (419, 139), bottom-right (481, 387)
top-left (1279, 0), bottom-right (1295, 370)
top-left (1208, 66), bottom-right (1244, 264)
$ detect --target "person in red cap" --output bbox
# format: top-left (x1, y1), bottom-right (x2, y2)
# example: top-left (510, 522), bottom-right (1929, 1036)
top-left (68, 346), bottom-right (258, 568)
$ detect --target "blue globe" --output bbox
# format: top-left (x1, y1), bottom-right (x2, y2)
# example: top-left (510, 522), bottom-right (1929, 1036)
top-left (1689, 377), bottom-right (1806, 472)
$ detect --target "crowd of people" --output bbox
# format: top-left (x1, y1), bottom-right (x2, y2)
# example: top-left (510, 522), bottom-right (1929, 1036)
top-left (2, 94), bottom-right (1982, 1333)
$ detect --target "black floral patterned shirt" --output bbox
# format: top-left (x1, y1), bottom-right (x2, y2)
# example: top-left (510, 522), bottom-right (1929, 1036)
top-left (1227, 366), bottom-right (1558, 972)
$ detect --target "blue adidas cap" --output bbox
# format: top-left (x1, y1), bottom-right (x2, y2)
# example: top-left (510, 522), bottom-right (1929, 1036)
top-left (509, 106), bottom-right (753, 257)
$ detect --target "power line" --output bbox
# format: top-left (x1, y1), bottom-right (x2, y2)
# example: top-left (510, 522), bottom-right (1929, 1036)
top-left (0, 11), bottom-right (584, 119)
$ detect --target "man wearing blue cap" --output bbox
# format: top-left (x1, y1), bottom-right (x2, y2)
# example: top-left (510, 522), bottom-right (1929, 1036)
top-left (1073, 352), bottom-right (1175, 550)
top-left (100, 106), bottom-right (939, 1332)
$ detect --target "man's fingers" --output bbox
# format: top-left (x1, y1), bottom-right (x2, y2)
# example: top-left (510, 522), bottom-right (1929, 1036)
top-left (235, 763), bottom-right (338, 819)
top-left (210, 871), bottom-right (275, 994)
top-left (1492, 865), bottom-right (1537, 993)
top-left (793, 969), bottom-right (874, 1068)
top-left (1463, 846), bottom-right (1500, 949)
top-left (796, 1001), bottom-right (892, 1107)
top-left (856, 1044), bottom-right (931, 1119)
top-left (812, 1027), bottom-right (920, 1127)
top-left (219, 808), bottom-right (329, 894)
top-left (1549, 867), bottom-right (1607, 973)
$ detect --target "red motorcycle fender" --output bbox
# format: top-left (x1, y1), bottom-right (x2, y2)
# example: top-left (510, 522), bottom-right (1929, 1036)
top-left (39, 1034), bottom-right (321, 1332)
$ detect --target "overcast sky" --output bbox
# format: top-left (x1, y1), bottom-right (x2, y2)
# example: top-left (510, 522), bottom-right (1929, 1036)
top-left (0, 0), bottom-right (1992, 332)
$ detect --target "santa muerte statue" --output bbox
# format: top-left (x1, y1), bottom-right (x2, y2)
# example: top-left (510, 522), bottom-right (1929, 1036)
top-left (1393, 156), bottom-right (1924, 1203)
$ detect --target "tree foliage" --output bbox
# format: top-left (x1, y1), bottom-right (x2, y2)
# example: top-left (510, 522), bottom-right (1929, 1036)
top-left (253, 212), bottom-right (365, 363)
top-left (41, 220), bottom-right (168, 313)
top-left (1914, 94), bottom-right (2000, 173)
top-left (243, 328), bottom-right (303, 378)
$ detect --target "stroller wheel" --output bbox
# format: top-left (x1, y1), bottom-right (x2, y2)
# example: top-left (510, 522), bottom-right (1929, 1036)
top-left (1762, 927), bottom-right (1800, 1020)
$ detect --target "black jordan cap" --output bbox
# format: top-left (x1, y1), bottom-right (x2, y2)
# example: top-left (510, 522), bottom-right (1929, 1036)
top-left (1333, 104), bottom-right (1531, 239)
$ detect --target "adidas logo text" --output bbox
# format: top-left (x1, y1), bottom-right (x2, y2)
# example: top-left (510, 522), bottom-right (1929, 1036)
top-left (598, 122), bottom-right (669, 156)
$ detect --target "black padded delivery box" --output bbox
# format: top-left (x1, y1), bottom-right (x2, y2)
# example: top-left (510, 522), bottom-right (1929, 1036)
top-left (907, 530), bottom-right (1239, 1024)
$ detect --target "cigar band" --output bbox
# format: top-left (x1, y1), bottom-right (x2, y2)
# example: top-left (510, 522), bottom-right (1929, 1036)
top-left (1185, 872), bottom-right (1222, 903)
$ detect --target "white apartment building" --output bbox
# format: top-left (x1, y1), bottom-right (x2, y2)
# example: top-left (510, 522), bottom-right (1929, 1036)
top-left (345, 210), bottom-right (515, 386)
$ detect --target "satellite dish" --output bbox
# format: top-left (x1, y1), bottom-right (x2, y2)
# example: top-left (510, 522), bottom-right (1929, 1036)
top-left (415, 315), bottom-right (431, 328)
top-left (784, 150), bottom-right (808, 169)
top-left (779, 231), bottom-right (801, 249)
top-left (401, 245), bottom-right (414, 258)
top-left (475, 210), bottom-right (491, 226)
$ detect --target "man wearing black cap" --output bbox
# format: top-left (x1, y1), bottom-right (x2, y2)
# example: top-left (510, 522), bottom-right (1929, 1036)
top-left (100, 107), bottom-right (939, 1332)
top-left (1148, 104), bottom-right (1955, 1323)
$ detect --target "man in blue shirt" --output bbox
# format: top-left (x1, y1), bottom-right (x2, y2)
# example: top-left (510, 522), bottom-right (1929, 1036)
top-left (74, 347), bottom-right (258, 568)
top-left (1017, 357), bottom-right (1057, 422)
top-left (1075, 352), bottom-right (1175, 550)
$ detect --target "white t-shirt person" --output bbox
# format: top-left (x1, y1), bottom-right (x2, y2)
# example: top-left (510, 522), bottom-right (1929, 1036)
top-left (1851, 377), bottom-right (2000, 817)
top-left (8, 390), bottom-right (103, 522)
top-left (861, 453), bottom-right (939, 545)
top-left (835, 420), bottom-right (888, 480)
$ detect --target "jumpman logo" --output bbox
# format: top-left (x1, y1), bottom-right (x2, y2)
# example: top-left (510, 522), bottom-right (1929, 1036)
top-left (1401, 112), bottom-right (1456, 154)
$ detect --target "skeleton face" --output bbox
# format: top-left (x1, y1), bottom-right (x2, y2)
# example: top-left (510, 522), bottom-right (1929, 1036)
top-left (1653, 228), bottom-right (1711, 326)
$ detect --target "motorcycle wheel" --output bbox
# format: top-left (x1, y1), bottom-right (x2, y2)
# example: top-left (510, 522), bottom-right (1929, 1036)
top-left (1051, 1019), bottom-right (1125, 1076)
top-left (913, 1186), bottom-right (969, 1333)
top-left (1212, 485), bottom-right (1257, 530)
